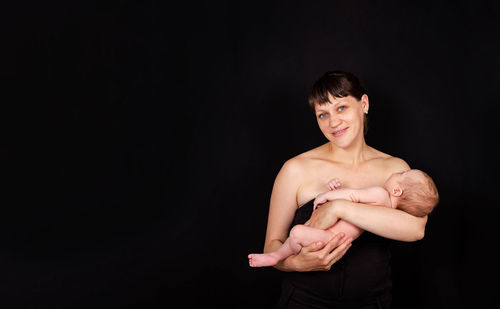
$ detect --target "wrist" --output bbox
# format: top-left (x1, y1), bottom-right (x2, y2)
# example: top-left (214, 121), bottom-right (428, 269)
top-left (276, 254), bottom-right (297, 272)
top-left (331, 199), bottom-right (347, 219)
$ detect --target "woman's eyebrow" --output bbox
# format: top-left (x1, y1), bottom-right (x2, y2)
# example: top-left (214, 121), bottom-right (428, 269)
top-left (333, 100), bottom-right (348, 106)
top-left (316, 101), bottom-right (347, 112)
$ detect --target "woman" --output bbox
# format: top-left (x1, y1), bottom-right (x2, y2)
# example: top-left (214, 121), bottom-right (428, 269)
top-left (264, 71), bottom-right (427, 308)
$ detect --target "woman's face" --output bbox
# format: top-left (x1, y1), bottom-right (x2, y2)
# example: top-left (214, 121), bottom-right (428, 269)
top-left (314, 94), bottom-right (369, 149)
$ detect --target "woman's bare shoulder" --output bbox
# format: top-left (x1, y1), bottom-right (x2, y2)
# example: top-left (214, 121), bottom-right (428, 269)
top-left (367, 147), bottom-right (410, 173)
top-left (386, 156), bottom-right (411, 171)
top-left (281, 144), bottom-right (328, 173)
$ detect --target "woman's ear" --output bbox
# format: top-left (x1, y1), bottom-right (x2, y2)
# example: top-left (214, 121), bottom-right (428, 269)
top-left (361, 94), bottom-right (369, 114)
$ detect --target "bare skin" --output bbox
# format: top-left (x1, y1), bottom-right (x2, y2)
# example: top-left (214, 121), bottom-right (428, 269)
top-left (250, 170), bottom-right (434, 267)
top-left (250, 181), bottom-right (387, 267)
top-left (262, 94), bottom-right (426, 273)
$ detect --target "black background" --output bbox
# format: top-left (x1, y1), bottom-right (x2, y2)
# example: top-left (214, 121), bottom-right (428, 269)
top-left (2, 1), bottom-right (499, 308)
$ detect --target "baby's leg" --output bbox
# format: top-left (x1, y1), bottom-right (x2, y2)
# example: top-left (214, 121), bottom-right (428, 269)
top-left (248, 238), bottom-right (295, 267)
top-left (248, 225), bottom-right (338, 267)
top-left (286, 224), bottom-right (340, 254)
top-left (327, 220), bottom-right (363, 243)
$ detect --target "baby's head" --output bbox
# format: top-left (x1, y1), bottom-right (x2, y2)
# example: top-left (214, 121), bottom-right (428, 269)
top-left (384, 169), bottom-right (439, 217)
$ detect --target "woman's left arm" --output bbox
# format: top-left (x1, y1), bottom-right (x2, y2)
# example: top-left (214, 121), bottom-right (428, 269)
top-left (308, 199), bottom-right (427, 242)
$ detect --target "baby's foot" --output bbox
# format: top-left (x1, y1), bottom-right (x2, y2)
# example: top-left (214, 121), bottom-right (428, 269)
top-left (327, 178), bottom-right (341, 191)
top-left (248, 253), bottom-right (279, 267)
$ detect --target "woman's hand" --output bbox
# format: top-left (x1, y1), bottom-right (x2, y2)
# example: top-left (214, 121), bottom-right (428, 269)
top-left (285, 232), bottom-right (352, 272)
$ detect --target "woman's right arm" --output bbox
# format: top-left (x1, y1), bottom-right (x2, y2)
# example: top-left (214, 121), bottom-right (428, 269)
top-left (264, 159), bottom-right (351, 272)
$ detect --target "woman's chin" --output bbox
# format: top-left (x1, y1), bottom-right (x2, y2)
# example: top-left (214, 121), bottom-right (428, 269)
top-left (328, 138), bottom-right (352, 149)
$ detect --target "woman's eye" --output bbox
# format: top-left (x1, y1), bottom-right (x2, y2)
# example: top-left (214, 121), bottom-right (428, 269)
top-left (337, 106), bottom-right (346, 112)
top-left (318, 113), bottom-right (327, 119)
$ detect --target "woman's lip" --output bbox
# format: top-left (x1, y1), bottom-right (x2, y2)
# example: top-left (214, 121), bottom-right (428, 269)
top-left (332, 127), bottom-right (348, 137)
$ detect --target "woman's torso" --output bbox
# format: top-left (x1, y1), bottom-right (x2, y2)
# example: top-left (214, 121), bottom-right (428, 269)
top-left (283, 143), bottom-right (398, 303)
top-left (295, 143), bottom-right (394, 206)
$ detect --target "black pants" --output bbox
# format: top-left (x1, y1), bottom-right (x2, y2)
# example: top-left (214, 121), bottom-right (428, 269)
top-left (275, 280), bottom-right (392, 309)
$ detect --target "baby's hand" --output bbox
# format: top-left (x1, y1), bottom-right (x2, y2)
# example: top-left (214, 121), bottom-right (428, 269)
top-left (327, 178), bottom-right (341, 191)
top-left (313, 192), bottom-right (329, 210)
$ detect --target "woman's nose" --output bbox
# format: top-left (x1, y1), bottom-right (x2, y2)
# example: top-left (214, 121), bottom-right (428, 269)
top-left (329, 115), bottom-right (341, 128)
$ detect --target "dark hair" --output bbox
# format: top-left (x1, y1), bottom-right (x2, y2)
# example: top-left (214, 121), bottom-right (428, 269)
top-left (308, 70), bottom-right (368, 134)
top-left (308, 71), bottom-right (365, 109)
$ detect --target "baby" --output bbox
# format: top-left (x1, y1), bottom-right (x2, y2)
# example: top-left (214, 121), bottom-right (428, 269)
top-left (248, 169), bottom-right (439, 267)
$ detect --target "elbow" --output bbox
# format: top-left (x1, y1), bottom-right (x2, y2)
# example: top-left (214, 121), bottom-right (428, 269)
top-left (401, 230), bottom-right (424, 242)
top-left (413, 228), bottom-right (425, 241)
top-left (405, 224), bottom-right (426, 242)
top-left (406, 215), bottom-right (427, 242)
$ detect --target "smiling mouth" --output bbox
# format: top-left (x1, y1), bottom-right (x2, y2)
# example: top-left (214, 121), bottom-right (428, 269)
top-left (332, 127), bottom-right (348, 137)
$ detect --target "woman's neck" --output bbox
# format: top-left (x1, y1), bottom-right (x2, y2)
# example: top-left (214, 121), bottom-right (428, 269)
top-left (327, 138), bottom-right (370, 166)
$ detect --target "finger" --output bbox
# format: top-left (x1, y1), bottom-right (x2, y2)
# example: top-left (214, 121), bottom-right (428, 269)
top-left (337, 233), bottom-right (348, 245)
top-left (327, 238), bottom-right (353, 259)
top-left (317, 236), bottom-right (343, 270)
top-left (325, 242), bottom-right (352, 269)
top-left (319, 232), bottom-right (345, 253)
top-left (302, 241), bottom-right (324, 253)
top-left (326, 247), bottom-right (350, 269)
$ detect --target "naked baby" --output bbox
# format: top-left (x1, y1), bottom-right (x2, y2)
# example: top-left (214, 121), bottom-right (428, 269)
top-left (248, 169), bottom-right (439, 267)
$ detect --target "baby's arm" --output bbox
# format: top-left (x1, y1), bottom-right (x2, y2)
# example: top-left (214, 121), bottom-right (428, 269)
top-left (314, 188), bottom-right (358, 210)
top-left (350, 186), bottom-right (392, 207)
top-left (315, 187), bottom-right (392, 242)
top-left (314, 187), bottom-right (391, 209)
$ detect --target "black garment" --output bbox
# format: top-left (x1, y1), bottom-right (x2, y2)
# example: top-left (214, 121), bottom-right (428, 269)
top-left (276, 199), bottom-right (393, 309)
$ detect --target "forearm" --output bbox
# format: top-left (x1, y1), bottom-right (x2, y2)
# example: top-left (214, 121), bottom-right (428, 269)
top-left (326, 188), bottom-right (357, 200)
top-left (334, 199), bottom-right (427, 241)
top-left (309, 199), bottom-right (427, 241)
top-left (315, 189), bottom-right (358, 207)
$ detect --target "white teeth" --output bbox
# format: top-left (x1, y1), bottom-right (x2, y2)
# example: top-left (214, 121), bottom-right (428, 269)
top-left (332, 128), bottom-right (347, 136)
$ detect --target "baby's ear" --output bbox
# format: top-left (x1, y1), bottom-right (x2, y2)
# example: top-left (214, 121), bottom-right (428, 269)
top-left (392, 187), bottom-right (403, 197)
